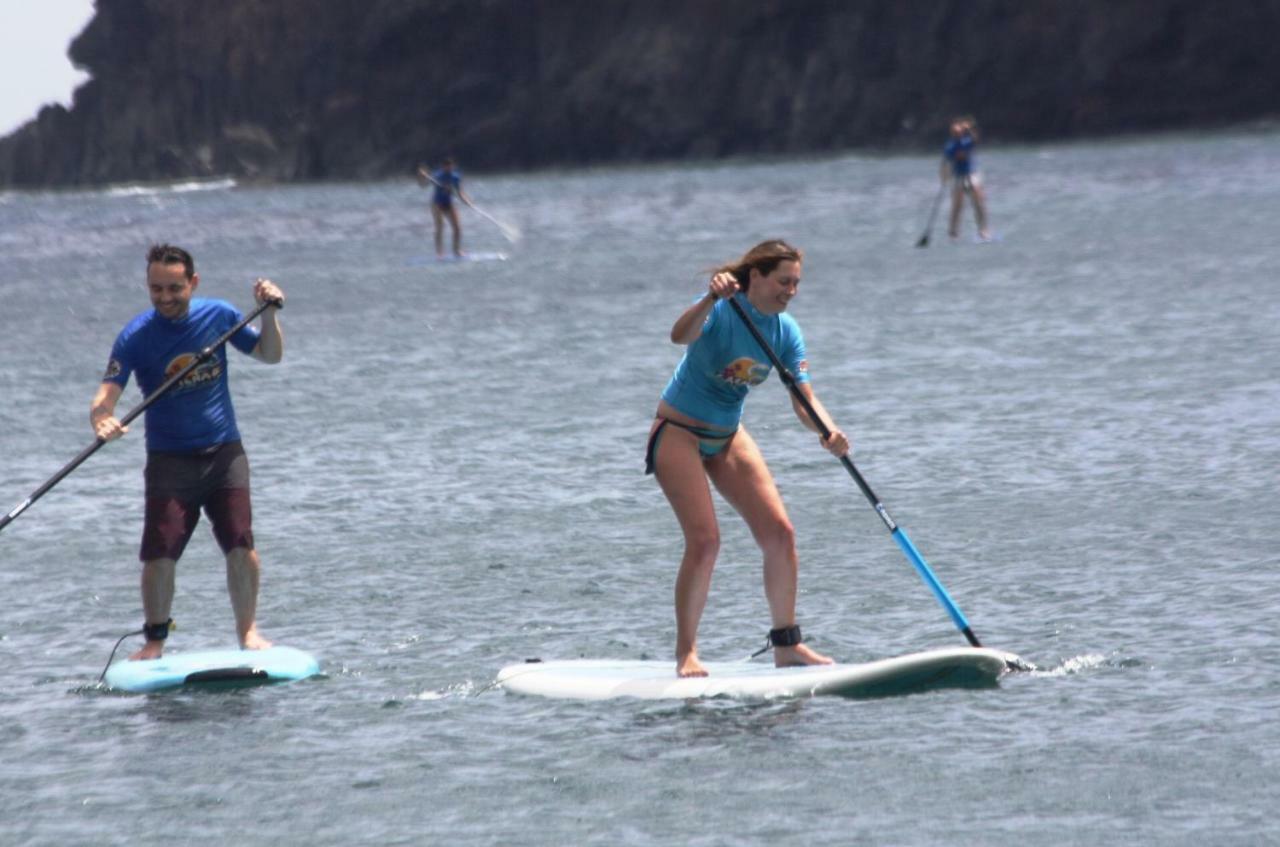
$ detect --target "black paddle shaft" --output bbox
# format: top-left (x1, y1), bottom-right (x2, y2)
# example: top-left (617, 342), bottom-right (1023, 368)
top-left (0, 298), bottom-right (281, 534)
top-left (916, 181), bottom-right (946, 248)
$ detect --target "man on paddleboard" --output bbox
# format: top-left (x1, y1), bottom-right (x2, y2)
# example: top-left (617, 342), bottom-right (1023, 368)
top-left (647, 240), bottom-right (849, 678)
top-left (90, 244), bottom-right (284, 660)
top-left (416, 156), bottom-right (473, 258)
top-left (941, 116), bottom-right (992, 242)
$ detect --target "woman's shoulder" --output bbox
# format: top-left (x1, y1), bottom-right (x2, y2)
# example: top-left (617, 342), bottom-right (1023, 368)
top-left (775, 312), bottom-right (806, 347)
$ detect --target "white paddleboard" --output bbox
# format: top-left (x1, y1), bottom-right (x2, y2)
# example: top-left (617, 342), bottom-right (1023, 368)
top-left (103, 645), bottom-right (320, 693)
top-left (406, 251), bottom-right (507, 266)
top-left (496, 647), bottom-right (1021, 701)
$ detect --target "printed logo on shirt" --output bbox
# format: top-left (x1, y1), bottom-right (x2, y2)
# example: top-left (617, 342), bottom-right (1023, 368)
top-left (103, 358), bottom-right (122, 380)
top-left (796, 359), bottom-right (808, 375)
top-left (164, 352), bottom-right (222, 391)
top-left (719, 357), bottom-right (770, 387)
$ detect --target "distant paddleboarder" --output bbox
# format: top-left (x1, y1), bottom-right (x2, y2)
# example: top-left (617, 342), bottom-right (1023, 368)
top-left (417, 156), bottom-right (473, 258)
top-left (941, 116), bottom-right (992, 242)
top-left (646, 240), bottom-right (849, 678)
top-left (90, 244), bottom-right (284, 660)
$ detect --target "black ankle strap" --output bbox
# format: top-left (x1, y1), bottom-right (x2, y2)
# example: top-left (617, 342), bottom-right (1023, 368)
top-left (769, 625), bottom-right (803, 647)
top-left (143, 618), bottom-right (174, 642)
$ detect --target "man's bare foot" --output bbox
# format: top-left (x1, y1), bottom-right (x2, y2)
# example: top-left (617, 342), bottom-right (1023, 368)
top-left (129, 640), bottom-right (164, 661)
top-left (241, 628), bottom-right (272, 650)
top-left (676, 651), bottom-right (708, 678)
top-left (774, 643), bottom-right (834, 668)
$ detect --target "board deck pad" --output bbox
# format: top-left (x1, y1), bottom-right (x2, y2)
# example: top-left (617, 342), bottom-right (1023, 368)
top-left (103, 645), bottom-right (320, 693)
top-left (496, 647), bottom-right (1021, 701)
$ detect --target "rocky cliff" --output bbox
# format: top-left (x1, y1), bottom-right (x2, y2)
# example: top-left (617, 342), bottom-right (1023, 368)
top-left (2, 0), bottom-right (1278, 187)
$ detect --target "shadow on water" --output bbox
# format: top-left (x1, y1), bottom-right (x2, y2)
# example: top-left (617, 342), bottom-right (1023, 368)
top-left (134, 690), bottom-right (262, 724)
top-left (631, 697), bottom-right (811, 738)
top-left (72, 674), bottom-right (328, 723)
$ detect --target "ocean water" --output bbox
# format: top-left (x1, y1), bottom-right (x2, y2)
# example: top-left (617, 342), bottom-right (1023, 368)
top-left (1, 128), bottom-right (1277, 846)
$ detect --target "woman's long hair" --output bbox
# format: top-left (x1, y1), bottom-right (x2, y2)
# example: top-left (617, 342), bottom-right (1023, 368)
top-left (713, 239), bottom-right (803, 290)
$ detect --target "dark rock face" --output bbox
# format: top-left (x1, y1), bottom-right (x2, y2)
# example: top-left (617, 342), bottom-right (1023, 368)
top-left (3, 0), bottom-right (1278, 187)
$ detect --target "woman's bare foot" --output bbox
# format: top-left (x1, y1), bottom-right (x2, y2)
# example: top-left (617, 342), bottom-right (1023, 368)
top-left (676, 650), bottom-right (708, 677)
top-left (774, 643), bottom-right (834, 668)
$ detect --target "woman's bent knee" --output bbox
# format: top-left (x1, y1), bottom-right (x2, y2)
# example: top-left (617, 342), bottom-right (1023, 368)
top-left (758, 519), bottom-right (796, 557)
top-left (683, 532), bottom-right (720, 565)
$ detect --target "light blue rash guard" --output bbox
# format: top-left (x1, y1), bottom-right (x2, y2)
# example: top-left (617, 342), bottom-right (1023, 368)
top-left (102, 298), bottom-right (261, 453)
top-left (944, 132), bottom-right (977, 177)
top-left (661, 293), bottom-right (809, 429)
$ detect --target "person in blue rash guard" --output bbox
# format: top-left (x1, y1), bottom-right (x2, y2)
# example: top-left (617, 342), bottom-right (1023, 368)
top-left (646, 239), bottom-right (850, 678)
top-left (941, 115), bottom-right (992, 241)
top-left (89, 244), bottom-right (285, 661)
top-left (416, 156), bottom-right (473, 258)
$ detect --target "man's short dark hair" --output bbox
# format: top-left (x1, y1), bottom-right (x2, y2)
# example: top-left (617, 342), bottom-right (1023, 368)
top-left (147, 244), bottom-right (195, 278)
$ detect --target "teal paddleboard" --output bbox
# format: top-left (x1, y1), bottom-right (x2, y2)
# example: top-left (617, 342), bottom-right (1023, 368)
top-left (103, 645), bottom-right (319, 693)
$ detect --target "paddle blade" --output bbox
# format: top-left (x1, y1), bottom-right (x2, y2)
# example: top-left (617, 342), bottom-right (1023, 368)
top-left (916, 234), bottom-right (930, 248)
top-left (493, 219), bottom-right (522, 244)
top-left (473, 206), bottom-right (522, 244)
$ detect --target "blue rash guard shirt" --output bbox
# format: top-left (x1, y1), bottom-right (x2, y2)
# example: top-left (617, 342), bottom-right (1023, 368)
top-left (661, 293), bottom-right (809, 429)
top-left (944, 132), bottom-right (977, 177)
top-left (102, 298), bottom-right (261, 453)
top-left (432, 168), bottom-right (461, 206)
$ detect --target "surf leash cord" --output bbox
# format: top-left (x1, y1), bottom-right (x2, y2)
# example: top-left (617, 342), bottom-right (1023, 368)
top-left (0, 298), bottom-right (282, 535)
top-left (97, 621), bottom-right (176, 685)
top-left (725, 294), bottom-right (983, 648)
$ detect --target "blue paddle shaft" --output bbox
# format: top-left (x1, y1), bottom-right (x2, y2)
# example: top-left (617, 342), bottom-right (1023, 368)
top-left (891, 527), bottom-right (976, 638)
top-left (846, 455), bottom-right (981, 647)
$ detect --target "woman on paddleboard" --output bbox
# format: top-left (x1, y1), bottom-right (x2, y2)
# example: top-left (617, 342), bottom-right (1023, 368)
top-left (416, 156), bottom-right (473, 258)
top-left (941, 116), bottom-right (992, 242)
top-left (647, 239), bottom-right (849, 677)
